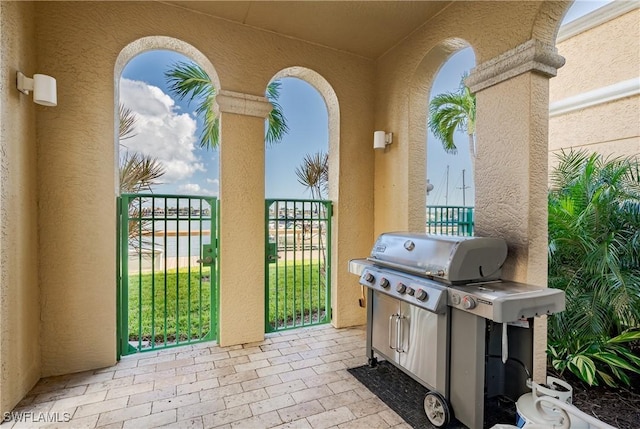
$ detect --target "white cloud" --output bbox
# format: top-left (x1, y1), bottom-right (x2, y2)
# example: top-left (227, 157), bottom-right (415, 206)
top-left (177, 183), bottom-right (218, 197)
top-left (178, 183), bottom-right (201, 194)
top-left (119, 78), bottom-right (203, 182)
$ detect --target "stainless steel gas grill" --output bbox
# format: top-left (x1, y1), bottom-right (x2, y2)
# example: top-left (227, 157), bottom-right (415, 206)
top-left (348, 233), bottom-right (565, 429)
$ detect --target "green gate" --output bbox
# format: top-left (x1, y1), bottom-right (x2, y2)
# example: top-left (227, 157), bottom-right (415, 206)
top-left (265, 199), bottom-right (332, 332)
top-left (117, 194), bottom-right (218, 357)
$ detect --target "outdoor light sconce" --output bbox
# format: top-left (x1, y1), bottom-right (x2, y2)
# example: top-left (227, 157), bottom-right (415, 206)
top-left (373, 130), bottom-right (393, 150)
top-left (16, 71), bottom-right (57, 106)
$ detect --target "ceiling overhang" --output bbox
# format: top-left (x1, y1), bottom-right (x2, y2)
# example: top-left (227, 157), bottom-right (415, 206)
top-left (162, 1), bottom-right (452, 59)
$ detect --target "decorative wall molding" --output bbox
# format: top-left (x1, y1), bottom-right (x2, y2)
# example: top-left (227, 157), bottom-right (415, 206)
top-left (215, 90), bottom-right (272, 118)
top-left (465, 39), bottom-right (565, 93)
top-left (557, 1), bottom-right (639, 43)
top-left (549, 78), bottom-right (640, 117)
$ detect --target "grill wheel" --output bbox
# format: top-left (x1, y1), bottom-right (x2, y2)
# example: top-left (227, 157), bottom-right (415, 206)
top-left (424, 391), bottom-right (451, 427)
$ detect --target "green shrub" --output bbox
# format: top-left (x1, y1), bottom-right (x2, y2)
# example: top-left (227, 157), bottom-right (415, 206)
top-left (548, 150), bottom-right (640, 386)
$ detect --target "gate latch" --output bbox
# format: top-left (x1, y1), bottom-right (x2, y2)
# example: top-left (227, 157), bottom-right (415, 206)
top-left (197, 244), bottom-right (216, 266)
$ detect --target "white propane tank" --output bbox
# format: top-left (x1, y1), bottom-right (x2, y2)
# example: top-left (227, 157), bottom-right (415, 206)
top-left (515, 376), bottom-right (589, 429)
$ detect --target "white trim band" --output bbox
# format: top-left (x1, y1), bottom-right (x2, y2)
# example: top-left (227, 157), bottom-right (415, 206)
top-left (557, 1), bottom-right (639, 43)
top-left (549, 78), bottom-right (640, 117)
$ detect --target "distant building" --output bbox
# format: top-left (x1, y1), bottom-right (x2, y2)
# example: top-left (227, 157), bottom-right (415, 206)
top-left (549, 1), bottom-right (640, 167)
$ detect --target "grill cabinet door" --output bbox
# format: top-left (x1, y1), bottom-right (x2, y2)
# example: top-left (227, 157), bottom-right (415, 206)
top-left (398, 302), bottom-right (444, 391)
top-left (371, 291), bottom-right (400, 364)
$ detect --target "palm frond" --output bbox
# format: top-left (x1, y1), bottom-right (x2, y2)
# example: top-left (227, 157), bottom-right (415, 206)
top-left (549, 149), bottom-right (640, 342)
top-left (119, 152), bottom-right (165, 194)
top-left (165, 61), bottom-right (214, 103)
top-left (165, 62), bottom-right (218, 149)
top-left (165, 62), bottom-right (290, 149)
top-left (295, 151), bottom-right (328, 200)
top-left (119, 103), bottom-right (138, 141)
top-left (428, 74), bottom-right (476, 156)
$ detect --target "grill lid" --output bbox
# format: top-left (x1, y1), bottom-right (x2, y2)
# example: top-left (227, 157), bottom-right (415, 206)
top-left (367, 232), bottom-right (508, 284)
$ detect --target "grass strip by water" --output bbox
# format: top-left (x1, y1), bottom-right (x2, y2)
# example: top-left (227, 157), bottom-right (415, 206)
top-left (127, 261), bottom-right (328, 343)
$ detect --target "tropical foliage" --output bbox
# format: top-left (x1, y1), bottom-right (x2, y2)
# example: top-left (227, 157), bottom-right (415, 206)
top-left (547, 149), bottom-right (640, 386)
top-left (295, 151), bottom-right (328, 200)
top-left (165, 61), bottom-right (289, 149)
top-left (428, 73), bottom-right (476, 169)
top-left (294, 151), bottom-right (330, 281)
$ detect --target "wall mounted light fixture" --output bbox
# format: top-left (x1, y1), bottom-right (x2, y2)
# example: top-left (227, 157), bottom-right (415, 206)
top-left (16, 72), bottom-right (57, 106)
top-left (373, 130), bottom-right (393, 150)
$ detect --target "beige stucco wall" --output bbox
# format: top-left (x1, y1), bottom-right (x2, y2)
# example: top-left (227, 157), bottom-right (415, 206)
top-left (1, 0), bottom-right (570, 412)
top-left (549, 4), bottom-right (640, 165)
top-left (552, 6), bottom-right (639, 100)
top-left (0, 1), bottom-right (42, 414)
top-left (217, 106), bottom-right (269, 346)
top-left (30, 0), bottom-right (373, 373)
top-left (550, 96), bottom-right (640, 158)
top-left (375, 1), bottom-right (567, 380)
top-left (374, 1), bottom-right (551, 235)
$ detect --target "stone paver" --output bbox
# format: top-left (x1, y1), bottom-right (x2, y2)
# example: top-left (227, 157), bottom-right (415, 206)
top-left (10, 325), bottom-right (409, 429)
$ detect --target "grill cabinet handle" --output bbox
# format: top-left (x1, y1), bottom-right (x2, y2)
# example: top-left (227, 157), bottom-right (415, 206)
top-left (396, 315), bottom-right (405, 353)
top-left (388, 314), bottom-right (397, 350)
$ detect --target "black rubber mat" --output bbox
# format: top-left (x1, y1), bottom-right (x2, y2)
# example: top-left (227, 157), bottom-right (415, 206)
top-left (348, 361), bottom-right (516, 429)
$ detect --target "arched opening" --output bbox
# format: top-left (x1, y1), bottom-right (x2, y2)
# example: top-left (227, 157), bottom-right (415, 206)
top-left (114, 36), bottom-right (220, 191)
top-left (263, 76), bottom-right (330, 331)
top-left (114, 37), bottom-right (221, 356)
top-left (265, 77), bottom-right (328, 200)
top-left (425, 47), bottom-right (476, 236)
top-left (408, 39), bottom-right (476, 233)
top-left (266, 67), bottom-right (341, 330)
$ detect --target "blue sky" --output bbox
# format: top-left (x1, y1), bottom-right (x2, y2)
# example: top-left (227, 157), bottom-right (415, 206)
top-left (119, 0), bottom-right (611, 204)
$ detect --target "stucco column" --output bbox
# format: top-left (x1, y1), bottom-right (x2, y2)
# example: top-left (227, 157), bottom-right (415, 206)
top-left (216, 90), bottom-right (272, 346)
top-left (466, 40), bottom-right (565, 382)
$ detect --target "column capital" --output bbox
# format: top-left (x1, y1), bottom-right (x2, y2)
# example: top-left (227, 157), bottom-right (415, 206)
top-left (466, 39), bottom-right (565, 93)
top-left (215, 90), bottom-right (273, 118)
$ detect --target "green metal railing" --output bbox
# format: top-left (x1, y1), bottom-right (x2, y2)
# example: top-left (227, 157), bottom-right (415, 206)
top-left (426, 205), bottom-right (474, 236)
top-left (117, 194), bottom-right (218, 357)
top-left (265, 199), bottom-right (332, 332)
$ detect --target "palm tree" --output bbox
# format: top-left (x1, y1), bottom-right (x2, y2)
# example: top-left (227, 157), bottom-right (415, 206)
top-left (295, 151), bottom-right (329, 275)
top-left (165, 61), bottom-right (289, 150)
top-left (295, 151), bottom-right (328, 200)
top-left (428, 73), bottom-right (476, 170)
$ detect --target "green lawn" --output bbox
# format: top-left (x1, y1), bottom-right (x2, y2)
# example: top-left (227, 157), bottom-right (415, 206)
top-left (127, 261), bottom-right (329, 345)
top-left (127, 267), bottom-right (213, 345)
top-left (267, 261), bottom-right (329, 330)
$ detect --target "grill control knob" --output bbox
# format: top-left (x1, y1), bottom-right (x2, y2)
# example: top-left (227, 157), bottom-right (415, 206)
top-left (415, 289), bottom-right (428, 301)
top-left (396, 283), bottom-right (407, 294)
top-left (380, 278), bottom-right (390, 289)
top-left (364, 273), bottom-right (375, 283)
top-left (406, 287), bottom-right (415, 296)
top-left (451, 293), bottom-right (461, 305)
top-left (463, 296), bottom-right (477, 310)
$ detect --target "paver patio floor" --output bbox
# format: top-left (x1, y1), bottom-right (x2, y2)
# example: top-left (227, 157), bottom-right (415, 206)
top-left (7, 325), bottom-right (411, 429)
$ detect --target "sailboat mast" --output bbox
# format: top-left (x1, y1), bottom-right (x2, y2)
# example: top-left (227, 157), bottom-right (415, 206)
top-left (445, 165), bottom-right (449, 206)
top-left (462, 169), bottom-right (466, 206)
